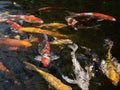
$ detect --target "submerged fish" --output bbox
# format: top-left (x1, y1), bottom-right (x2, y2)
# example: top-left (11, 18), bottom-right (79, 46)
top-left (50, 38), bottom-right (73, 45)
top-left (24, 61), bottom-right (72, 90)
top-left (105, 40), bottom-right (120, 86)
top-left (65, 16), bottom-right (78, 30)
top-left (35, 34), bottom-right (59, 67)
top-left (7, 20), bottom-right (71, 38)
top-left (8, 14), bottom-right (44, 23)
top-left (38, 7), bottom-right (67, 12)
top-left (38, 22), bottom-right (67, 29)
top-left (0, 61), bottom-right (19, 84)
top-left (62, 44), bottom-right (91, 90)
top-left (67, 11), bottom-right (116, 21)
top-left (0, 38), bottom-right (32, 50)
top-left (35, 40), bottom-right (51, 67)
top-left (65, 16), bottom-right (100, 30)
top-left (100, 39), bottom-right (120, 86)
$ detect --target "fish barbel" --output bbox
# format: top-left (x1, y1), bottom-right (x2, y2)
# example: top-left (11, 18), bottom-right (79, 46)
top-left (24, 61), bottom-right (72, 90)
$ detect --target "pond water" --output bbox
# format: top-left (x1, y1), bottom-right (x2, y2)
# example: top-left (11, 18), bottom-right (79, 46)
top-left (0, 0), bottom-right (120, 90)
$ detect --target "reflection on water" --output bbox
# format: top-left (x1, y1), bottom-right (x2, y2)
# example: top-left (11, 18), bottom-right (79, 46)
top-left (0, 0), bottom-right (120, 90)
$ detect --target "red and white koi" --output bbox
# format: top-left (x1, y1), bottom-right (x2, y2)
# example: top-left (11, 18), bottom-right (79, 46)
top-left (34, 41), bottom-right (51, 67)
top-left (8, 14), bottom-right (44, 23)
top-left (65, 16), bottom-right (78, 30)
top-left (67, 11), bottom-right (116, 21)
top-left (35, 39), bottom-right (59, 67)
top-left (65, 16), bottom-right (100, 30)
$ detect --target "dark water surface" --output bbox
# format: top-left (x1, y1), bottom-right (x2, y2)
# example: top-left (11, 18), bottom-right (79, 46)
top-left (0, 0), bottom-right (120, 90)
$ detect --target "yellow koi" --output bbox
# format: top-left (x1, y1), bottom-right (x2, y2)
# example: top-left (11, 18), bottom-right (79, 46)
top-left (20, 27), bottom-right (72, 38)
top-left (50, 39), bottom-right (73, 45)
top-left (24, 61), bottom-right (72, 90)
top-left (38, 22), bottom-right (67, 29)
top-left (106, 41), bottom-right (120, 86)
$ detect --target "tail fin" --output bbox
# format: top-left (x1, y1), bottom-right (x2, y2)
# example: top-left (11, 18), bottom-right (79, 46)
top-left (68, 43), bottom-right (78, 52)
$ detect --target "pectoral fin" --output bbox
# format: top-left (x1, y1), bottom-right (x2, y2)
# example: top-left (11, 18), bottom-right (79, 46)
top-left (50, 53), bottom-right (59, 61)
top-left (62, 75), bottom-right (77, 84)
top-left (34, 55), bottom-right (42, 61)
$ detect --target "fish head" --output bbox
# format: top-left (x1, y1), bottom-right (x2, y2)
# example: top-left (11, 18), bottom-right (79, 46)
top-left (65, 16), bottom-right (73, 25)
top-left (41, 55), bottom-right (50, 67)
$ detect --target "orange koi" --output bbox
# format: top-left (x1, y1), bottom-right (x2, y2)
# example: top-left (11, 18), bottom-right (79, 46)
top-left (36, 41), bottom-right (51, 67)
top-left (8, 14), bottom-right (44, 23)
top-left (0, 61), bottom-right (19, 84)
top-left (67, 11), bottom-right (116, 21)
top-left (38, 7), bottom-right (67, 12)
top-left (0, 38), bottom-right (32, 50)
top-left (24, 61), bottom-right (72, 90)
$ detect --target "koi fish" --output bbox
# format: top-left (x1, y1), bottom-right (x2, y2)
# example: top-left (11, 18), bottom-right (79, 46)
top-left (38, 7), bottom-right (67, 12)
top-left (24, 61), bottom-right (72, 90)
top-left (35, 40), bottom-right (51, 67)
top-left (35, 39), bottom-right (59, 67)
top-left (8, 14), bottom-right (44, 23)
top-left (67, 11), bottom-right (116, 21)
top-left (7, 20), bottom-right (71, 38)
top-left (50, 38), bottom-right (73, 45)
top-left (100, 39), bottom-right (120, 86)
top-left (0, 61), bottom-right (19, 84)
top-left (105, 40), bottom-right (120, 86)
top-left (20, 27), bottom-right (71, 38)
top-left (0, 38), bottom-right (32, 50)
top-left (62, 44), bottom-right (91, 90)
top-left (65, 16), bottom-right (100, 30)
top-left (65, 16), bottom-right (78, 30)
top-left (38, 22), bottom-right (67, 29)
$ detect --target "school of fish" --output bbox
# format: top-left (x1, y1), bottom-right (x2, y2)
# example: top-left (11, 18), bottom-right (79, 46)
top-left (0, 5), bottom-right (119, 90)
